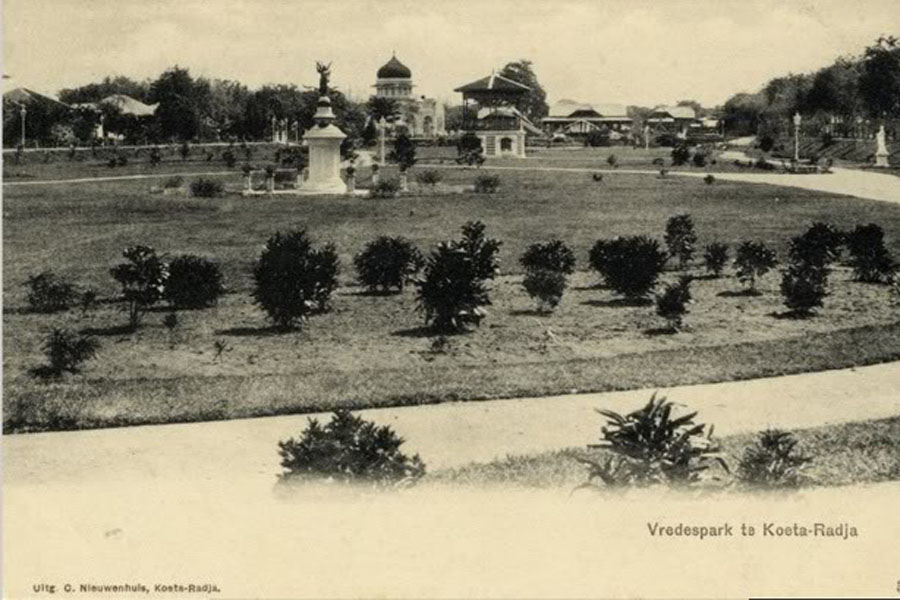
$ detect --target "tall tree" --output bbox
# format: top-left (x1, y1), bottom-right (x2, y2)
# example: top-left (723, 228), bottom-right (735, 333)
top-left (860, 35), bottom-right (900, 118)
top-left (499, 60), bottom-right (549, 123)
top-left (148, 66), bottom-right (210, 141)
top-left (367, 96), bottom-right (400, 122)
top-left (59, 75), bottom-right (150, 105)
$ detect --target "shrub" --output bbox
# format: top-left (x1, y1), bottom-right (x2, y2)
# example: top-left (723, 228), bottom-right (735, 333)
top-left (457, 132), bottom-right (482, 155)
top-left (25, 271), bottom-right (77, 313)
top-left (370, 177), bottom-right (401, 198)
top-left (107, 157), bottom-right (118, 168)
top-left (664, 213), bottom-right (698, 270)
top-left (588, 239), bottom-right (611, 281)
top-left (737, 430), bottom-right (810, 488)
top-left (593, 236), bottom-right (667, 300)
top-left (415, 169), bottom-right (443, 187)
top-left (780, 262), bottom-right (828, 316)
top-left (789, 222), bottom-right (844, 269)
top-left (354, 236), bottom-right (424, 294)
top-left (845, 224), bottom-right (896, 283)
top-left (149, 147), bottom-right (162, 166)
top-left (278, 409), bottom-right (425, 486)
top-left (164, 255), bottom-right (225, 309)
top-left (179, 141), bottom-right (190, 161)
top-left (671, 144), bottom-right (690, 166)
top-left (190, 177), bottom-right (224, 198)
top-left (473, 174), bottom-right (500, 193)
top-left (110, 245), bottom-right (168, 329)
top-left (39, 328), bottom-right (100, 377)
top-left (416, 243), bottom-right (490, 332)
top-left (755, 156), bottom-right (775, 170)
top-left (703, 242), bottom-right (729, 277)
top-left (222, 148), bottom-right (237, 168)
top-left (703, 174), bottom-right (715, 185)
top-left (606, 154), bottom-right (618, 168)
top-left (519, 240), bottom-right (576, 274)
top-left (734, 241), bottom-right (777, 293)
top-left (759, 134), bottom-right (775, 153)
top-left (655, 276), bottom-right (692, 330)
top-left (457, 220), bottom-right (502, 281)
top-left (163, 175), bottom-right (184, 189)
top-left (523, 269), bottom-right (567, 313)
top-left (692, 151), bottom-right (707, 167)
top-left (389, 132), bottom-right (417, 172)
top-left (580, 394), bottom-right (727, 487)
top-left (116, 154), bottom-right (128, 167)
top-left (252, 230), bottom-right (339, 330)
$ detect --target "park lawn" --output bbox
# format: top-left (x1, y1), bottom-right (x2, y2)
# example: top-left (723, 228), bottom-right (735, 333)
top-left (426, 415), bottom-right (900, 490)
top-left (4, 168), bottom-right (900, 432)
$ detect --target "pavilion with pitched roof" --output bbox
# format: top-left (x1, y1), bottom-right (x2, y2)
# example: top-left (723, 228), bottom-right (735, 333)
top-left (454, 72), bottom-right (538, 158)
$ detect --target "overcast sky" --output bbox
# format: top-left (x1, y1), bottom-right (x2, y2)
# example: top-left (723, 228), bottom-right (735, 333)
top-left (4, 0), bottom-right (899, 108)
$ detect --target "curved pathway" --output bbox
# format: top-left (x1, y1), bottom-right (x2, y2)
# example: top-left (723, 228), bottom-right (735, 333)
top-left (6, 360), bottom-right (899, 486)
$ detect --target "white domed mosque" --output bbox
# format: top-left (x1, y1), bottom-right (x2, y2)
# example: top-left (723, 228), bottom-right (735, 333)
top-left (373, 54), bottom-right (445, 138)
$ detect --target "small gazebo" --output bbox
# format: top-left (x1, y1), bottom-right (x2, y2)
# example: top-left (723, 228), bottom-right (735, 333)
top-left (454, 72), bottom-right (532, 157)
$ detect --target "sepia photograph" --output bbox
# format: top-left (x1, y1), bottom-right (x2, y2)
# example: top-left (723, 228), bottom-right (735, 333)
top-left (2, 0), bottom-right (900, 598)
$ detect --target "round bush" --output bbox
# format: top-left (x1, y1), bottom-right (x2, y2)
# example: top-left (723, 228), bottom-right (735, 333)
top-left (278, 409), bottom-right (425, 486)
top-left (780, 263), bottom-right (828, 316)
top-left (417, 243), bottom-right (489, 332)
top-left (520, 240), bottom-right (576, 274)
top-left (523, 269), bottom-right (567, 313)
top-left (591, 236), bottom-right (667, 299)
top-left (164, 255), bottom-right (225, 309)
top-left (655, 276), bottom-right (692, 330)
top-left (252, 230), bottom-right (340, 330)
top-left (25, 271), bottom-right (77, 313)
top-left (703, 242), bottom-right (729, 277)
top-left (354, 236), bottom-right (424, 294)
top-left (190, 177), bottom-right (224, 198)
top-left (846, 224), bottom-right (895, 283)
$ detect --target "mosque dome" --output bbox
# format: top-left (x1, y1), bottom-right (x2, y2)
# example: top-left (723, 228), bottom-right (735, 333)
top-left (377, 55), bottom-right (412, 79)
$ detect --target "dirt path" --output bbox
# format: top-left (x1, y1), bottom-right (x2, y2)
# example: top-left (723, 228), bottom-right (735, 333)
top-left (6, 360), bottom-right (899, 488)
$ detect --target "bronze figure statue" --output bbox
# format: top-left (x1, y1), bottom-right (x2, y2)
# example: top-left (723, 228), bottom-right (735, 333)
top-left (316, 61), bottom-right (331, 96)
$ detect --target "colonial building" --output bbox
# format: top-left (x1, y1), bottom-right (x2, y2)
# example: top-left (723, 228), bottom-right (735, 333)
top-left (645, 105), bottom-right (699, 137)
top-left (453, 72), bottom-right (542, 157)
top-left (373, 54), bottom-right (445, 137)
top-left (541, 100), bottom-right (632, 137)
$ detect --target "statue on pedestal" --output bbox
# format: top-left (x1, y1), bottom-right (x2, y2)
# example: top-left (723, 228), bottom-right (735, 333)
top-left (875, 124), bottom-right (889, 168)
top-left (316, 61), bottom-right (331, 96)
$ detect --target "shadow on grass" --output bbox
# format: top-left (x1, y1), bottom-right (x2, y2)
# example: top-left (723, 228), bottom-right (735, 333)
top-left (509, 309), bottom-right (553, 317)
top-left (392, 325), bottom-right (440, 339)
top-left (582, 297), bottom-right (653, 308)
top-left (644, 326), bottom-right (678, 336)
top-left (80, 324), bottom-right (135, 337)
top-left (769, 310), bottom-right (817, 320)
top-left (216, 325), bottom-right (288, 337)
top-left (717, 289), bottom-right (762, 298)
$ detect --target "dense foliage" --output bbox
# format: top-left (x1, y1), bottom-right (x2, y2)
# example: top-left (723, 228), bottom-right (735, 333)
top-left (164, 255), bottom-right (225, 309)
top-left (655, 276), bottom-right (693, 331)
top-left (40, 329), bottom-right (100, 378)
top-left (110, 245), bottom-right (168, 329)
top-left (522, 269), bottom-right (567, 313)
top-left (664, 213), bottom-right (698, 270)
top-left (703, 242), bottom-right (729, 277)
top-left (737, 430), bottom-right (810, 488)
top-left (845, 223), bottom-right (896, 283)
top-left (252, 230), bottom-right (339, 330)
top-left (589, 236), bottom-right (667, 299)
top-left (25, 271), bottom-right (77, 313)
top-left (354, 236), bottom-right (424, 294)
top-left (278, 409), bottom-right (425, 486)
top-left (733, 241), bottom-right (777, 293)
top-left (519, 240), bottom-right (576, 274)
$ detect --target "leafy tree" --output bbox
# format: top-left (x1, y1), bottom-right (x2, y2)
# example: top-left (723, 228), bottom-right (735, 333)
top-left (664, 214), bottom-right (698, 270)
top-left (417, 243), bottom-right (490, 332)
top-left (58, 75), bottom-right (150, 104)
top-left (788, 222), bottom-right (844, 269)
top-left (25, 271), bottom-right (77, 313)
top-left (367, 96), bottom-right (400, 122)
top-left (110, 245), bottom-right (169, 330)
top-left (781, 262), bottom-right (828, 316)
top-left (860, 36), bottom-right (900, 118)
top-left (655, 276), bottom-right (693, 331)
top-left (164, 255), bottom-right (225, 309)
top-left (499, 59), bottom-right (549, 123)
top-left (845, 224), bottom-right (896, 283)
top-left (388, 132), bottom-right (417, 171)
top-left (457, 221), bottom-right (502, 281)
top-left (703, 243), bottom-right (729, 277)
top-left (148, 66), bottom-right (210, 141)
top-left (733, 241), bottom-right (777, 293)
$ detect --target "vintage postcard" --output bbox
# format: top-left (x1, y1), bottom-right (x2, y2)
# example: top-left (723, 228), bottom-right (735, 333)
top-left (3, 0), bottom-right (900, 597)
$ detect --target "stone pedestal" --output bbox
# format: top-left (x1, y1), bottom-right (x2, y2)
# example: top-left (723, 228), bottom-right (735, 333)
top-left (302, 96), bottom-right (349, 194)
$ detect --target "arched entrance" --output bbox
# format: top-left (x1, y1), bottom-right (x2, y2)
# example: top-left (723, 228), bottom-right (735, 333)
top-left (500, 137), bottom-right (513, 152)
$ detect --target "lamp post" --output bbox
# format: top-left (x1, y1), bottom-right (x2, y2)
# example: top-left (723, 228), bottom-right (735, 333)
top-left (793, 112), bottom-right (802, 163)
top-left (378, 117), bottom-right (387, 166)
top-left (20, 105), bottom-right (27, 147)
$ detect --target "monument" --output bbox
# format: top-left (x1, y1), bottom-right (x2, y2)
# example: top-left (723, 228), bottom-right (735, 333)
top-left (302, 62), bottom-right (349, 194)
top-left (875, 124), bottom-right (890, 168)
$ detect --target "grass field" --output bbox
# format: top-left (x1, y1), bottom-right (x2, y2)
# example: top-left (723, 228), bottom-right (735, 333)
top-left (4, 164), bottom-right (900, 432)
top-left (427, 415), bottom-right (900, 490)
